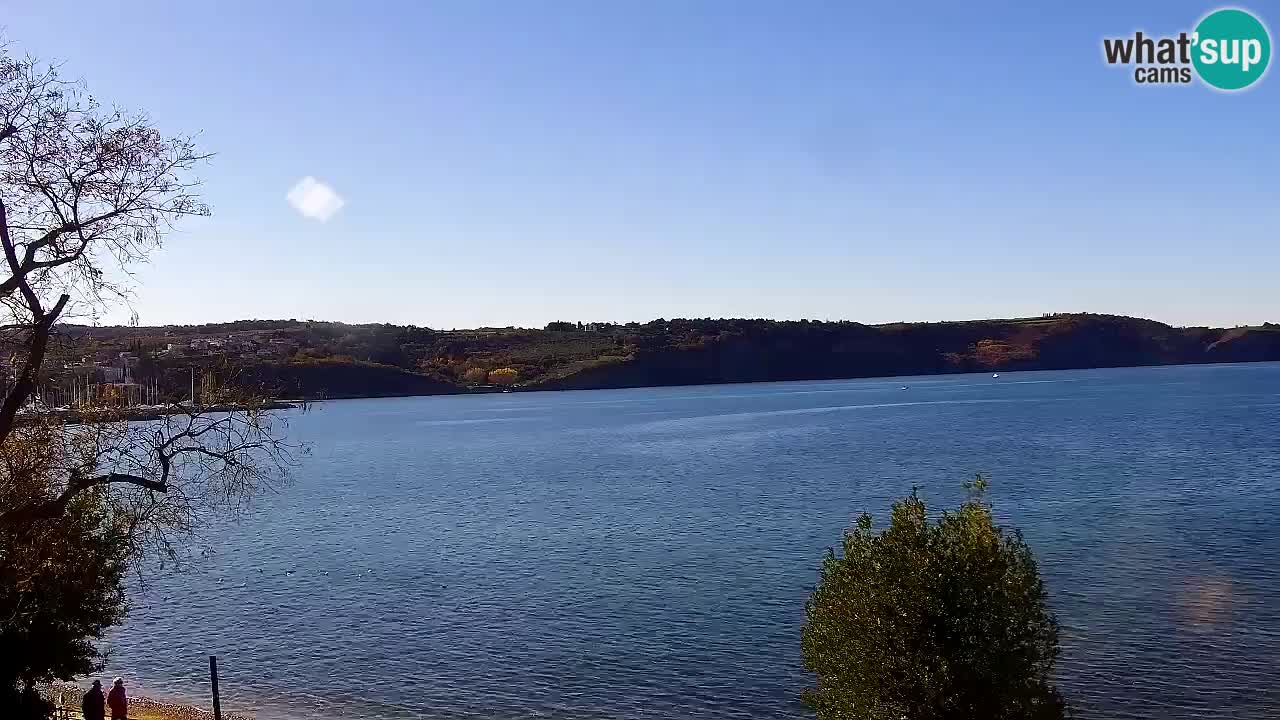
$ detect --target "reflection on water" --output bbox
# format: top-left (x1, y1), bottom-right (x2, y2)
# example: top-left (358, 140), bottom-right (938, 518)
top-left (1178, 577), bottom-right (1234, 630)
top-left (103, 364), bottom-right (1280, 719)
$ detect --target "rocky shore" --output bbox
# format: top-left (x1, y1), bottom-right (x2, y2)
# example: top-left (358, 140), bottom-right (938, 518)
top-left (48, 683), bottom-right (252, 720)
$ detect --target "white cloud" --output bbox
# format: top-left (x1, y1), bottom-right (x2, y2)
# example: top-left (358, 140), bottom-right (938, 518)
top-left (286, 176), bottom-right (344, 222)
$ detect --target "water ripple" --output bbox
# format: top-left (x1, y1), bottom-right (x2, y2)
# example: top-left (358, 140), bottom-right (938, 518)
top-left (103, 365), bottom-right (1280, 719)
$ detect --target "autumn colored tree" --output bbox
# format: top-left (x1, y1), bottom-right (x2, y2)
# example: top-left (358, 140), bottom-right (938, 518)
top-left (462, 367), bottom-right (490, 384)
top-left (488, 368), bottom-right (519, 385)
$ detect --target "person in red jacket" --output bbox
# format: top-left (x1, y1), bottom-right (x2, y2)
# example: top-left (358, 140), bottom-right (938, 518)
top-left (107, 678), bottom-right (127, 720)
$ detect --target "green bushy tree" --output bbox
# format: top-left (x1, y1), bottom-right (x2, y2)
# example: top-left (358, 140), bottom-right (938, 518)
top-left (802, 477), bottom-right (1067, 720)
top-left (1, 488), bottom-right (126, 719)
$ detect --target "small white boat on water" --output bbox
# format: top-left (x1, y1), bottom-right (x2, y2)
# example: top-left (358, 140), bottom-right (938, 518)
top-left (992, 373), bottom-right (1000, 378)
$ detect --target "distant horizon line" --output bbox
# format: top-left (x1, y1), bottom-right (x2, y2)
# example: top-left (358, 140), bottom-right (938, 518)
top-left (63, 312), bottom-right (1277, 332)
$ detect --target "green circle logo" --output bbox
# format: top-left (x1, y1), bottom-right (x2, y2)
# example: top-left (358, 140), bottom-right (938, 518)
top-left (1192, 8), bottom-right (1271, 90)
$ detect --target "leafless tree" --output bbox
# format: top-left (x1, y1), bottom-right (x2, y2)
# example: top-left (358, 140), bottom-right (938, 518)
top-left (0, 48), bottom-right (299, 572)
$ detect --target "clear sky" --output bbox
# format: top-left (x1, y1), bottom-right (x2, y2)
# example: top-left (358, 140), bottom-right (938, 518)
top-left (4, 1), bottom-right (1277, 328)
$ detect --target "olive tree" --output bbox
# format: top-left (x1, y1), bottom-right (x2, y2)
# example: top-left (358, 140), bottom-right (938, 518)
top-left (0, 47), bottom-right (298, 715)
top-left (801, 477), bottom-right (1068, 720)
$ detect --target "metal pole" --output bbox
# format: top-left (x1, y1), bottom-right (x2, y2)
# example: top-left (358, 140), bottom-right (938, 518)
top-left (209, 655), bottom-right (222, 720)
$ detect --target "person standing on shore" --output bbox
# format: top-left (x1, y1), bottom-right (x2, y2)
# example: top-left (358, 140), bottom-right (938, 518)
top-left (106, 678), bottom-right (127, 720)
top-left (81, 680), bottom-right (105, 720)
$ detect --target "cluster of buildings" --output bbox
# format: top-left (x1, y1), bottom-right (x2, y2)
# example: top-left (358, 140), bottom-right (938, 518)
top-left (63, 353), bottom-right (137, 385)
top-left (155, 334), bottom-right (298, 360)
top-left (42, 356), bottom-right (155, 408)
top-left (34, 333), bottom-right (301, 409)
top-left (61, 335), bottom-right (294, 385)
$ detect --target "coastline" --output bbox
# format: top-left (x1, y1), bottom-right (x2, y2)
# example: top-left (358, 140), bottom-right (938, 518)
top-left (18, 401), bottom-right (300, 425)
top-left (302, 357), bottom-right (1280, 402)
top-left (49, 683), bottom-right (252, 720)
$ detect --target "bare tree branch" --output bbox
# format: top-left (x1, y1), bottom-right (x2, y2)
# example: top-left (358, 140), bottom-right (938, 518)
top-left (0, 471), bottom-right (166, 526)
top-left (0, 47), bottom-right (297, 588)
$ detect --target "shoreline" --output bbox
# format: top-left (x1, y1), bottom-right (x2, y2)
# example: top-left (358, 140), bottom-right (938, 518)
top-left (18, 401), bottom-right (300, 425)
top-left (301, 357), bottom-right (1280, 402)
top-left (49, 683), bottom-right (253, 720)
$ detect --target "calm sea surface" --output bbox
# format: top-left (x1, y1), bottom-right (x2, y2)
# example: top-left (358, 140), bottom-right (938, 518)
top-left (102, 364), bottom-right (1280, 719)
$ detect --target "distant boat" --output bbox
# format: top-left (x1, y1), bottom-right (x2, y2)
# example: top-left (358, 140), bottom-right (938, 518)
top-left (992, 373), bottom-right (1000, 378)
top-left (900, 385), bottom-right (909, 390)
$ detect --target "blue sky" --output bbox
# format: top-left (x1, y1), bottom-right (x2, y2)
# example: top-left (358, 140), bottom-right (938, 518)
top-left (5, 1), bottom-right (1277, 328)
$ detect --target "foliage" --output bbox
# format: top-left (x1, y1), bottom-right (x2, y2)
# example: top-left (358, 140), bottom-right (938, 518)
top-left (462, 367), bottom-right (489, 384)
top-left (0, 685), bottom-right (50, 720)
top-left (1, 495), bottom-right (126, 703)
top-left (0, 421), bottom-right (128, 719)
top-left (53, 312), bottom-right (1280, 399)
top-left (970, 339), bottom-right (1038, 368)
top-left (801, 479), bottom-right (1067, 720)
top-left (487, 367), bottom-right (519, 385)
top-left (0, 46), bottom-right (297, 716)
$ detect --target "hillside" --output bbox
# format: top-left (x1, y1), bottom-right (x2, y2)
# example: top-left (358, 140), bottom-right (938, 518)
top-left (46, 314), bottom-right (1280, 401)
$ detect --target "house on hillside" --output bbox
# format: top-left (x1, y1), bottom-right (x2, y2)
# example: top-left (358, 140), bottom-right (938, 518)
top-left (99, 365), bottom-right (125, 383)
